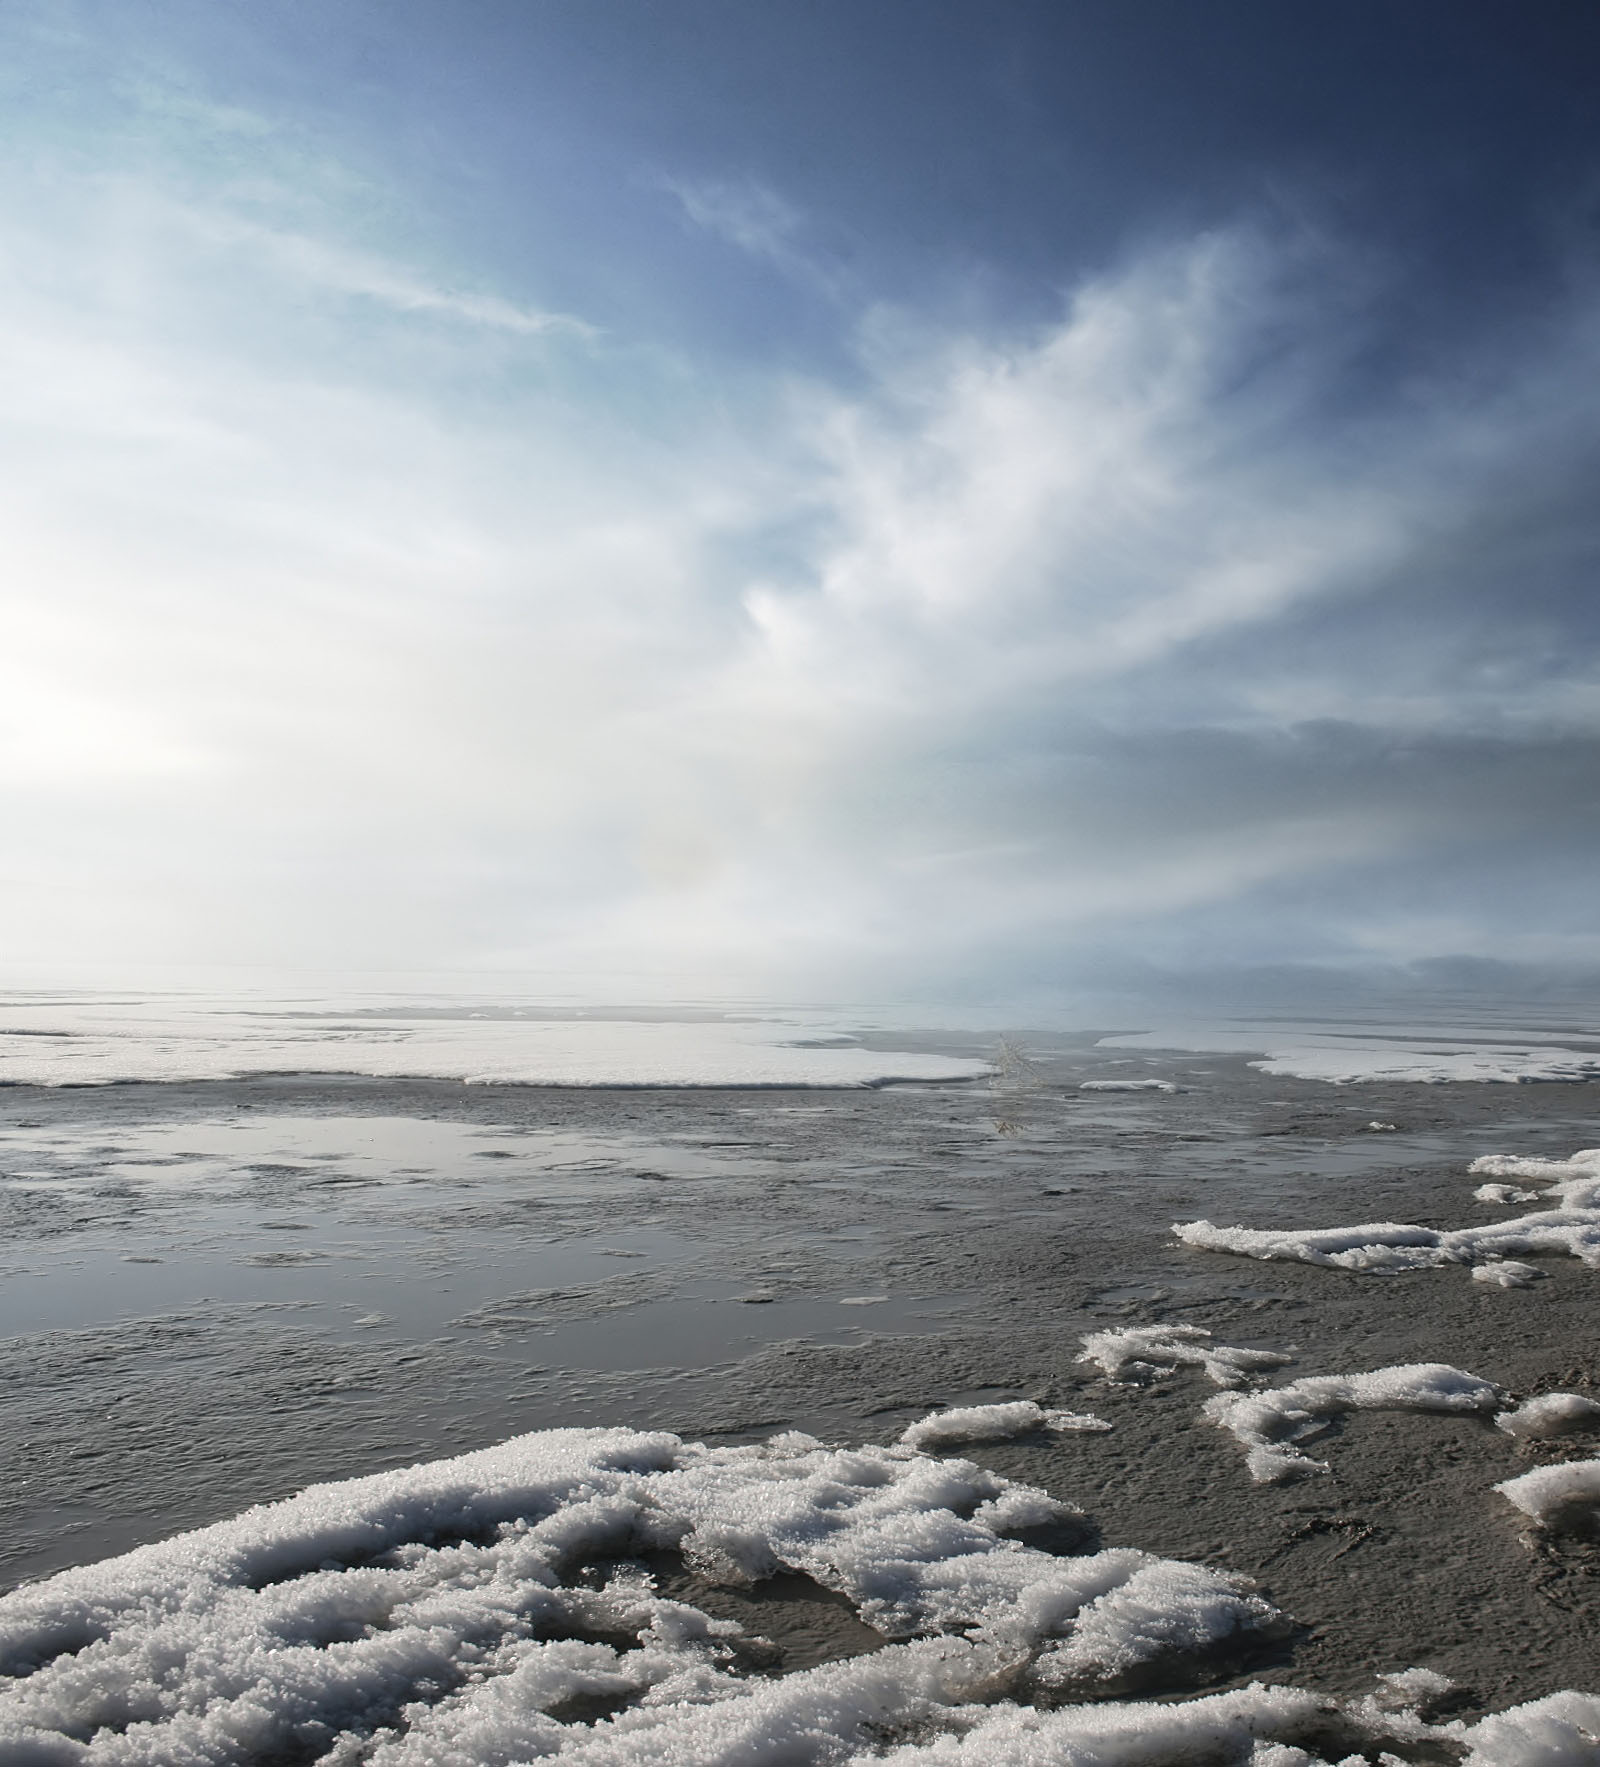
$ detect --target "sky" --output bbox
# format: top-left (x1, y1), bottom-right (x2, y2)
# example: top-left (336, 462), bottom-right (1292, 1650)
top-left (4, 0), bottom-right (1600, 1007)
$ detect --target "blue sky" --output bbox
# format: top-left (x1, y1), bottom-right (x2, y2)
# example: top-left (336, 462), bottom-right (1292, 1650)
top-left (4, 1), bottom-right (1600, 1003)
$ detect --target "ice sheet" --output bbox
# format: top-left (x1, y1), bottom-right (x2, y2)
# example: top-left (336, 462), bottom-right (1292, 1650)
top-left (0, 999), bottom-right (990, 1089)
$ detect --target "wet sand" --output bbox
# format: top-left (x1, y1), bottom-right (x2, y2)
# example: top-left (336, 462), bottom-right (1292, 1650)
top-left (2, 1032), bottom-right (1597, 1715)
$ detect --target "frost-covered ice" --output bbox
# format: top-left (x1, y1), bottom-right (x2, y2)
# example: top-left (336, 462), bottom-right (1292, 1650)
top-left (1203, 1364), bottom-right (1503, 1483)
top-left (1177, 1145), bottom-right (1600, 1279)
top-left (1098, 1025), bottom-right (1600, 1084)
top-left (1495, 1393), bottom-right (1600, 1439)
top-left (1175, 1211), bottom-right (1600, 1275)
top-left (898, 1403), bottom-right (1111, 1452)
top-left (1471, 1261), bottom-right (1546, 1288)
top-left (0, 1424), bottom-right (1281, 1763)
top-left (865, 1681), bottom-right (1600, 1766)
top-left (1470, 1148), bottom-right (1600, 1209)
top-left (1496, 1459), bottom-right (1600, 1533)
top-left (1077, 1079), bottom-right (1180, 1093)
top-left (1077, 1325), bottom-right (1293, 1389)
top-left (0, 999), bottom-right (990, 1088)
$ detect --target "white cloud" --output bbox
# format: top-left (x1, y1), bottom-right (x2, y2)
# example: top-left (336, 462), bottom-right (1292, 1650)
top-left (3, 141), bottom-right (1599, 996)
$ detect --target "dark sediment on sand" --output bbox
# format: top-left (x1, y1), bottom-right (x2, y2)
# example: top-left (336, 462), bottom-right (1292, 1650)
top-left (1, 1036), bottom-right (1597, 1713)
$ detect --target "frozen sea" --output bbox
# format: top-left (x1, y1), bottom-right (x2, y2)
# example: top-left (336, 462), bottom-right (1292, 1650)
top-left (3, 989), bottom-right (1600, 1762)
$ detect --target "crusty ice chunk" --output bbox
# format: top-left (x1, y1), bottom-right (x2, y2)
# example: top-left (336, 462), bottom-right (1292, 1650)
top-left (1496, 1458), bottom-right (1600, 1532)
top-left (1495, 1393), bottom-right (1600, 1439)
top-left (1078, 1324), bottom-right (1293, 1389)
top-left (898, 1401), bottom-right (1111, 1452)
top-left (1204, 1364), bottom-right (1504, 1483)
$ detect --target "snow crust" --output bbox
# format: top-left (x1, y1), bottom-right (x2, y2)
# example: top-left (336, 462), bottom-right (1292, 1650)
top-left (898, 1403), bottom-right (1111, 1452)
top-left (1496, 1459), bottom-right (1600, 1532)
top-left (1177, 1146), bottom-right (1600, 1279)
top-left (0, 1424), bottom-right (1278, 1764)
top-left (0, 1000), bottom-right (989, 1089)
top-left (1077, 1325), bottom-right (1293, 1389)
top-left (1495, 1394), bottom-right (1600, 1440)
top-left (1203, 1364), bottom-right (1504, 1483)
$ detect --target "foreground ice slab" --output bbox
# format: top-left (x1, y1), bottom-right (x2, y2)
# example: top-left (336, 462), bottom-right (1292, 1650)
top-left (0, 1425), bottom-right (1278, 1764)
top-left (2, 1424), bottom-right (1593, 1764)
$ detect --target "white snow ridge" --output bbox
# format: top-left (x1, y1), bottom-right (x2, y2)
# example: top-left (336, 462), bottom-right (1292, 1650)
top-left (1175, 1145), bottom-right (1600, 1280)
top-left (0, 1424), bottom-right (1281, 1764)
top-left (3, 1423), bottom-right (1595, 1763)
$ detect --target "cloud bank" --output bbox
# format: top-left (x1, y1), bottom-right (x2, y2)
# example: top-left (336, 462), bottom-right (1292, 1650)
top-left (3, 53), bottom-right (1599, 1003)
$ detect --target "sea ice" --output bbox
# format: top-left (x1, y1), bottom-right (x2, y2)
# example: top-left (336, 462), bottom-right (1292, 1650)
top-left (898, 1402), bottom-right (1111, 1452)
top-left (1175, 1210), bottom-right (1600, 1275)
top-left (1496, 1459), bottom-right (1600, 1532)
top-left (1470, 1261), bottom-right (1545, 1287)
top-left (1203, 1364), bottom-right (1504, 1483)
top-left (1474, 1183), bottom-right (1540, 1204)
top-left (1494, 1393), bottom-right (1600, 1439)
top-left (1078, 1324), bottom-right (1294, 1389)
top-left (1099, 1026), bottom-right (1600, 1085)
top-left (1077, 1079), bottom-right (1180, 1093)
top-left (0, 1424), bottom-right (1276, 1764)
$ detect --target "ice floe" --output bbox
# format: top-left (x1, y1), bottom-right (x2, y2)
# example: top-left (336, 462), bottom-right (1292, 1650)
top-left (0, 1424), bottom-right (1282, 1763)
top-left (0, 998), bottom-right (990, 1089)
top-left (1203, 1364), bottom-right (1504, 1483)
top-left (1077, 1324), bottom-right (1293, 1389)
top-left (1099, 1024), bottom-right (1600, 1084)
top-left (1496, 1459), bottom-right (1600, 1533)
top-left (1494, 1393), bottom-right (1600, 1440)
top-left (1077, 1079), bottom-right (1180, 1093)
top-left (898, 1403), bottom-right (1111, 1452)
top-left (1175, 1210), bottom-right (1600, 1276)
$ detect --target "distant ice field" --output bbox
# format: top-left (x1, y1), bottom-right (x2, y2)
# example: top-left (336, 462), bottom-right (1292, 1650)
top-left (0, 996), bottom-right (991, 1089)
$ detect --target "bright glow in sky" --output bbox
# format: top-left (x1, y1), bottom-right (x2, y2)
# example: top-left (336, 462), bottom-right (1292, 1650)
top-left (5, 1), bottom-right (1600, 1004)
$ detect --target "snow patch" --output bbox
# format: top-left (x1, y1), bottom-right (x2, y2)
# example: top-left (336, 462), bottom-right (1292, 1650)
top-left (898, 1403), bottom-right (1111, 1453)
top-left (1078, 1325), bottom-right (1293, 1389)
top-left (1496, 1459), bottom-right (1600, 1533)
top-left (1471, 1261), bottom-right (1545, 1288)
top-left (1175, 1210), bottom-right (1600, 1276)
top-left (1495, 1393), bottom-right (1600, 1440)
top-left (0, 1424), bottom-right (1278, 1764)
top-left (1203, 1364), bottom-right (1504, 1483)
